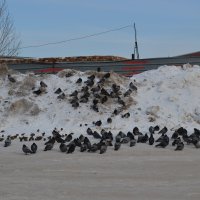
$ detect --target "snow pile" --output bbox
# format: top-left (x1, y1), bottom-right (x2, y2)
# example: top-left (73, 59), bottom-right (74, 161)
top-left (0, 64), bottom-right (200, 136)
top-left (133, 65), bottom-right (200, 132)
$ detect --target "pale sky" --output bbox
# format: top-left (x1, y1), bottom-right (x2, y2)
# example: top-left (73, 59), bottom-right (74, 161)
top-left (7, 0), bottom-right (200, 58)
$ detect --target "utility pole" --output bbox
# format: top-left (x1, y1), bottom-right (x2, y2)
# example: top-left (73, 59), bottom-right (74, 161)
top-left (133, 23), bottom-right (139, 59)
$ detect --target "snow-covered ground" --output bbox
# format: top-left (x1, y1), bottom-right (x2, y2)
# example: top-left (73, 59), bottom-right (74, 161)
top-left (0, 64), bottom-right (200, 200)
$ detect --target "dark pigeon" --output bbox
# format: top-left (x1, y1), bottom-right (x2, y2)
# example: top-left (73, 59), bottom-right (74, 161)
top-left (31, 143), bottom-right (37, 153)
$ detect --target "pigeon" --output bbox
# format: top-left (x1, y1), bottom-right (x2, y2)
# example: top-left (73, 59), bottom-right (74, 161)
top-left (97, 78), bottom-right (105, 84)
top-left (40, 81), bottom-right (47, 88)
top-left (149, 133), bottom-right (154, 145)
top-left (65, 133), bottom-right (73, 142)
top-left (172, 137), bottom-right (181, 146)
top-left (54, 88), bottom-right (62, 94)
top-left (118, 131), bottom-right (126, 138)
top-left (91, 104), bottom-right (99, 112)
top-left (155, 133), bottom-right (165, 142)
top-left (155, 140), bottom-right (169, 148)
top-left (155, 135), bottom-right (169, 148)
top-left (44, 137), bottom-right (55, 145)
top-left (129, 82), bottom-right (137, 91)
top-left (113, 108), bottom-right (120, 115)
top-left (87, 74), bottom-right (95, 80)
top-left (127, 132), bottom-right (135, 140)
top-left (88, 143), bottom-right (99, 152)
top-left (175, 142), bottom-right (184, 151)
top-left (114, 142), bottom-right (121, 151)
top-left (44, 143), bottom-right (54, 151)
top-left (84, 79), bottom-right (94, 87)
top-left (107, 118), bottom-right (112, 123)
top-left (192, 139), bottom-right (200, 148)
top-left (176, 127), bottom-right (187, 136)
top-left (57, 93), bottom-right (65, 99)
top-left (100, 96), bottom-right (108, 104)
top-left (76, 78), bottom-right (82, 84)
top-left (194, 128), bottom-right (200, 138)
top-left (72, 101), bottom-right (79, 108)
top-left (59, 143), bottom-right (68, 152)
top-left (33, 89), bottom-right (42, 95)
top-left (103, 72), bottom-right (110, 79)
top-left (86, 128), bottom-right (93, 135)
top-left (80, 97), bottom-right (88, 103)
top-left (79, 134), bottom-right (85, 142)
top-left (133, 127), bottom-right (143, 135)
top-left (4, 136), bottom-right (11, 147)
top-left (91, 85), bottom-right (101, 93)
top-left (99, 142), bottom-right (107, 154)
top-left (124, 89), bottom-right (132, 97)
top-left (93, 99), bottom-right (99, 105)
top-left (101, 88), bottom-right (110, 96)
top-left (80, 143), bottom-right (88, 152)
top-left (67, 142), bottom-right (76, 154)
top-left (171, 131), bottom-right (179, 139)
top-left (153, 125), bottom-right (160, 131)
top-left (121, 137), bottom-right (130, 144)
top-left (22, 144), bottom-right (32, 155)
top-left (73, 138), bottom-right (82, 147)
top-left (92, 131), bottom-right (102, 139)
top-left (149, 126), bottom-right (155, 134)
top-left (130, 139), bottom-right (136, 147)
top-left (83, 137), bottom-right (91, 149)
top-left (112, 84), bottom-right (120, 93)
top-left (117, 97), bottom-right (125, 106)
top-left (8, 74), bottom-right (16, 83)
top-left (55, 136), bottom-right (65, 144)
top-left (121, 112), bottom-right (130, 118)
top-left (31, 143), bottom-right (37, 153)
top-left (115, 134), bottom-right (121, 143)
top-left (94, 120), bottom-right (102, 126)
top-left (137, 133), bottom-right (149, 143)
top-left (158, 127), bottom-right (168, 134)
top-left (70, 90), bottom-right (78, 97)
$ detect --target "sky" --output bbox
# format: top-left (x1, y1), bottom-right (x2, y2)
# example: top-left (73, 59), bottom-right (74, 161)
top-left (6, 0), bottom-right (200, 59)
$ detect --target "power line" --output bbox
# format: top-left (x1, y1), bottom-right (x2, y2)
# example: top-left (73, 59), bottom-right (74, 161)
top-left (19, 24), bottom-right (133, 49)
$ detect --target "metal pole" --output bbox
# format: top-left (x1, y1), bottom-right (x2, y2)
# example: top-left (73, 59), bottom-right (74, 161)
top-left (134, 23), bottom-right (139, 59)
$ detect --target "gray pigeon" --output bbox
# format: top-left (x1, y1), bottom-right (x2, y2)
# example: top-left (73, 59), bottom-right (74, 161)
top-left (22, 144), bottom-right (32, 155)
top-left (44, 143), bottom-right (54, 151)
top-left (4, 136), bottom-right (11, 147)
top-left (130, 139), bottom-right (136, 147)
top-left (59, 143), bottom-right (68, 152)
top-left (8, 74), bottom-right (16, 83)
top-left (114, 142), bottom-right (121, 151)
top-left (100, 143), bottom-right (107, 154)
top-left (175, 142), bottom-right (184, 151)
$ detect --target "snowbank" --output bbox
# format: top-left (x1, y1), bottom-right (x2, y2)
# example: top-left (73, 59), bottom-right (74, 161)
top-left (0, 64), bottom-right (200, 135)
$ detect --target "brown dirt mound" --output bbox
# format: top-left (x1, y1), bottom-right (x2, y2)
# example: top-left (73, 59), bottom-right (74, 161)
top-left (57, 69), bottom-right (78, 78)
top-left (9, 98), bottom-right (40, 116)
top-left (0, 63), bottom-right (8, 75)
top-left (16, 76), bottom-right (36, 96)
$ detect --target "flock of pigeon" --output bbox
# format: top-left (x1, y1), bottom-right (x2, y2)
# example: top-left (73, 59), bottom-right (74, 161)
top-left (1, 125), bottom-right (200, 155)
top-left (31, 71), bottom-right (136, 114)
top-left (3, 73), bottom-right (200, 155)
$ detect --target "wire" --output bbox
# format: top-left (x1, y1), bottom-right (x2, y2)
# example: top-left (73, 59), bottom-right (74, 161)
top-left (19, 24), bottom-right (133, 49)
